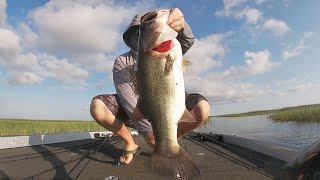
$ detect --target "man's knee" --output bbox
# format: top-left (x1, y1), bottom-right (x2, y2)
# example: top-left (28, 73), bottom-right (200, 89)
top-left (193, 100), bottom-right (211, 123)
top-left (90, 98), bottom-right (112, 122)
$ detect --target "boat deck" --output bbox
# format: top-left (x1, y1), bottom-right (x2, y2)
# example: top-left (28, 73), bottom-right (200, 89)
top-left (0, 133), bottom-right (285, 179)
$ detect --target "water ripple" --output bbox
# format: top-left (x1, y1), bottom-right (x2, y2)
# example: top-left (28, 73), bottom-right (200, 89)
top-left (197, 115), bottom-right (320, 150)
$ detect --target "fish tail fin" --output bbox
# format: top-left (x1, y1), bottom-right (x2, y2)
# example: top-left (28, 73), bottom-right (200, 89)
top-left (151, 147), bottom-right (200, 179)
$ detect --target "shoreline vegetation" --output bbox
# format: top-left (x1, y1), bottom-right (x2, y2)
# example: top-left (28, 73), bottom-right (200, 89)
top-left (0, 119), bottom-right (105, 136)
top-left (214, 104), bottom-right (320, 123)
top-left (1, 104), bottom-right (319, 136)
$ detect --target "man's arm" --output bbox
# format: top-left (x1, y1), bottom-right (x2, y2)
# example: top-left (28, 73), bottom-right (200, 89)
top-left (113, 55), bottom-right (153, 134)
top-left (177, 21), bottom-right (194, 55)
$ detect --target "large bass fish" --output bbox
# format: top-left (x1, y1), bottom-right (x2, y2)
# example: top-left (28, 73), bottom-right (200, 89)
top-left (132, 9), bottom-right (200, 179)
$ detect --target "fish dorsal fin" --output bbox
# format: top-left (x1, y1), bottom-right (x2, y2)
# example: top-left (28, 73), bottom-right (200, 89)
top-left (179, 108), bottom-right (197, 123)
top-left (132, 101), bottom-right (145, 122)
top-left (182, 59), bottom-right (191, 72)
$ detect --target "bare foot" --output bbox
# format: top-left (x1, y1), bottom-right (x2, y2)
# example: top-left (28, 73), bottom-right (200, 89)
top-left (119, 143), bottom-right (139, 164)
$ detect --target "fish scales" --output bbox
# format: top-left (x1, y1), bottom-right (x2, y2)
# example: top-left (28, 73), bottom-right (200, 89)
top-left (138, 48), bottom-right (182, 150)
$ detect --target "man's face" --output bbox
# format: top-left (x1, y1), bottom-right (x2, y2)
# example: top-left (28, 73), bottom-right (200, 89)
top-left (128, 26), bottom-right (139, 52)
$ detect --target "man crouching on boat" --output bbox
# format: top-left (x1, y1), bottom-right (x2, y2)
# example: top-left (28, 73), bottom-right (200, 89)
top-left (90, 8), bottom-right (210, 164)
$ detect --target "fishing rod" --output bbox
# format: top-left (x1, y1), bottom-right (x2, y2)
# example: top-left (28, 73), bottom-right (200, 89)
top-left (21, 135), bottom-right (120, 180)
top-left (188, 132), bottom-right (274, 178)
top-left (0, 139), bottom-right (105, 164)
top-left (195, 132), bottom-right (270, 167)
top-left (73, 135), bottom-right (118, 180)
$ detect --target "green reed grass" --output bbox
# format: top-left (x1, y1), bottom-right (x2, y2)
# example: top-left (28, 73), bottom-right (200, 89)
top-left (269, 104), bottom-right (320, 122)
top-left (0, 119), bottom-right (106, 136)
top-left (213, 104), bottom-right (320, 123)
top-left (214, 109), bottom-right (276, 118)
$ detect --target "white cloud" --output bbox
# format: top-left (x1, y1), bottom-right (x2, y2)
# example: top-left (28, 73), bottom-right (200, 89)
top-left (215, 0), bottom-right (248, 16)
top-left (1, 51), bottom-right (90, 86)
top-left (71, 53), bottom-right (115, 73)
top-left (215, 0), bottom-right (266, 17)
top-left (0, 0), bottom-right (157, 87)
top-left (243, 50), bottom-right (275, 74)
top-left (263, 18), bottom-right (290, 36)
top-left (0, 28), bottom-right (20, 62)
top-left (0, 27), bottom-right (46, 86)
top-left (14, 53), bottom-right (42, 71)
top-left (275, 78), bottom-right (297, 86)
top-left (184, 33), bottom-right (273, 103)
top-left (1, 53), bottom-right (42, 73)
top-left (0, 0), bottom-right (6, 27)
top-left (20, 0), bottom-right (155, 76)
top-left (287, 83), bottom-right (313, 93)
top-left (224, 0), bottom-right (247, 10)
top-left (215, 1), bottom-right (291, 38)
top-left (38, 54), bottom-right (89, 86)
top-left (254, 0), bottom-right (267, 5)
top-left (186, 77), bottom-right (264, 104)
top-left (269, 81), bottom-right (320, 97)
top-left (7, 71), bottom-right (43, 85)
top-left (0, 28), bottom-right (20, 70)
top-left (184, 33), bottom-right (226, 75)
top-left (282, 41), bottom-right (304, 60)
top-left (272, 91), bottom-right (287, 97)
top-left (220, 50), bottom-right (275, 80)
top-left (30, 1), bottom-right (122, 54)
top-left (93, 79), bottom-right (108, 91)
top-left (267, 77), bottom-right (320, 97)
top-left (28, 0), bottom-right (151, 55)
top-left (17, 23), bottom-right (39, 51)
top-left (282, 32), bottom-right (314, 60)
top-left (235, 8), bottom-right (262, 24)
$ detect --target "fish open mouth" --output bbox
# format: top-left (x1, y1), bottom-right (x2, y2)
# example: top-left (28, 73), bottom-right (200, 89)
top-left (152, 40), bottom-right (172, 53)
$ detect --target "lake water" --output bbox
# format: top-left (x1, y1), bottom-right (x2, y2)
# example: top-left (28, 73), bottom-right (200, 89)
top-left (196, 115), bottom-right (320, 150)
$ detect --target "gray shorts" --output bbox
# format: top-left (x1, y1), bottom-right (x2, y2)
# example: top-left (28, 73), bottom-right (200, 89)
top-left (92, 92), bottom-right (208, 130)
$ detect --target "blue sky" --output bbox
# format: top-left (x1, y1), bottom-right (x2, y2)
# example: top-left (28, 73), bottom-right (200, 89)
top-left (0, 0), bottom-right (319, 120)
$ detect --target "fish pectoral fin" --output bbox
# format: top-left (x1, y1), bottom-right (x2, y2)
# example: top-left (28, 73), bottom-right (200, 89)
top-left (179, 108), bottom-right (197, 123)
top-left (132, 105), bottom-right (145, 122)
top-left (164, 55), bottom-right (174, 74)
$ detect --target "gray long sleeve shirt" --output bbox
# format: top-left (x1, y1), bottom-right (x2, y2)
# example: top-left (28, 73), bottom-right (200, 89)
top-left (112, 13), bottom-right (195, 133)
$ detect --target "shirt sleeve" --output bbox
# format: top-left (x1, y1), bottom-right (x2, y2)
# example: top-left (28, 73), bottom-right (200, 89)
top-left (176, 21), bottom-right (195, 55)
top-left (113, 55), bottom-right (152, 133)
